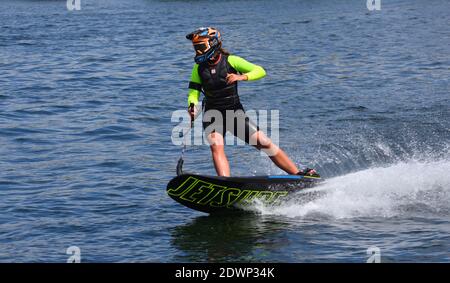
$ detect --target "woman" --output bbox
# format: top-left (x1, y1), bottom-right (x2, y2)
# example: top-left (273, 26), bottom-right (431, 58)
top-left (186, 27), bottom-right (319, 177)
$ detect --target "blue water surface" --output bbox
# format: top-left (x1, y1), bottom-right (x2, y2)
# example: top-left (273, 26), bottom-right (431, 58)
top-left (0, 0), bottom-right (449, 262)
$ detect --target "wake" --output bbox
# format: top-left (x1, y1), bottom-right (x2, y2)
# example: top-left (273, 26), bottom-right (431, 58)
top-left (253, 160), bottom-right (450, 219)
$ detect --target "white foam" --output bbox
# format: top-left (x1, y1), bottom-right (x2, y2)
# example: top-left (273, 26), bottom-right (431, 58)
top-left (253, 160), bottom-right (450, 219)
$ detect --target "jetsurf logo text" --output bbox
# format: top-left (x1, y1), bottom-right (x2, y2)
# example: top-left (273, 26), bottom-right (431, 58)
top-left (167, 176), bottom-right (288, 208)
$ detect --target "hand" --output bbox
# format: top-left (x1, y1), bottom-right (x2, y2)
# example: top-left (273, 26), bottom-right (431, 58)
top-left (188, 104), bottom-right (198, 121)
top-left (226, 73), bottom-right (248, 85)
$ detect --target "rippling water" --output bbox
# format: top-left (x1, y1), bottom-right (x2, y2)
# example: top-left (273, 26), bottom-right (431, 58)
top-left (0, 0), bottom-right (449, 262)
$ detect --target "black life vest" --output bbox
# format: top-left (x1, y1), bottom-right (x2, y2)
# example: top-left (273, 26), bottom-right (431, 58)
top-left (198, 54), bottom-right (240, 110)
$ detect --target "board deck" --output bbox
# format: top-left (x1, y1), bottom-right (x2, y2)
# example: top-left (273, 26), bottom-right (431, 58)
top-left (166, 173), bottom-right (322, 214)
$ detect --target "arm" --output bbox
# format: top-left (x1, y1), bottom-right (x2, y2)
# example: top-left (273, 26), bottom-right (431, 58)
top-left (187, 64), bottom-right (202, 106)
top-left (227, 55), bottom-right (266, 81)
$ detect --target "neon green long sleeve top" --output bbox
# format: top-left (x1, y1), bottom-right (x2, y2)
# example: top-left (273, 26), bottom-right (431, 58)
top-left (187, 55), bottom-right (266, 106)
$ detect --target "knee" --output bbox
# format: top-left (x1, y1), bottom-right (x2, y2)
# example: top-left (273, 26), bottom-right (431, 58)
top-left (207, 132), bottom-right (224, 147)
top-left (251, 132), bottom-right (279, 156)
top-left (208, 133), bottom-right (225, 155)
top-left (210, 143), bottom-right (224, 154)
top-left (251, 132), bottom-right (272, 150)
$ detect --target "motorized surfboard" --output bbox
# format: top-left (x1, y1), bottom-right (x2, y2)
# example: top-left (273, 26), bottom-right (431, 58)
top-left (166, 172), bottom-right (322, 214)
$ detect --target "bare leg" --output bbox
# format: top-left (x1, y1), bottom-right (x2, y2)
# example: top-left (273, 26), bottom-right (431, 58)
top-left (207, 132), bottom-right (230, 177)
top-left (250, 130), bottom-right (299, 174)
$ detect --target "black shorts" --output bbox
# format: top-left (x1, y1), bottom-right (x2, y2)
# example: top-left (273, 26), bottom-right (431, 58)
top-left (202, 102), bottom-right (259, 144)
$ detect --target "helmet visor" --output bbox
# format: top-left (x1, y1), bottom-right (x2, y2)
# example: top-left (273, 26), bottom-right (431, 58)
top-left (193, 42), bottom-right (209, 55)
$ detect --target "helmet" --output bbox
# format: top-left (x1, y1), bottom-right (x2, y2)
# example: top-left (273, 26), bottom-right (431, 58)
top-left (186, 27), bottom-right (222, 63)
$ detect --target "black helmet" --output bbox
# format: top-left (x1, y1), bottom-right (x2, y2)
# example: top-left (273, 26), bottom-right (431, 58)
top-left (186, 27), bottom-right (222, 63)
